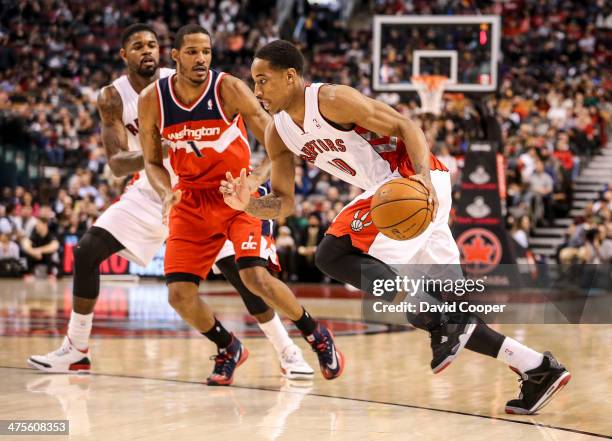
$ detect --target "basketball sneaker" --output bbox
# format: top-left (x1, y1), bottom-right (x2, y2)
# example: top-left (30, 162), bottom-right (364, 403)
top-left (505, 352), bottom-right (571, 415)
top-left (279, 344), bottom-right (314, 380)
top-left (305, 325), bottom-right (344, 380)
top-left (206, 335), bottom-right (249, 386)
top-left (429, 314), bottom-right (478, 374)
top-left (27, 337), bottom-right (91, 373)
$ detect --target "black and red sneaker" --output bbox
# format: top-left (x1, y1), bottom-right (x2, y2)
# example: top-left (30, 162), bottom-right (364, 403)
top-left (206, 335), bottom-right (249, 386)
top-left (505, 351), bottom-right (571, 415)
top-left (430, 314), bottom-right (477, 374)
top-left (305, 325), bottom-right (345, 380)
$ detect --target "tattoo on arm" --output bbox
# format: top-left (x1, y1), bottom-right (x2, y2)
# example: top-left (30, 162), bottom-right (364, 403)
top-left (98, 86), bottom-right (144, 176)
top-left (245, 194), bottom-right (282, 219)
top-left (109, 151), bottom-right (145, 177)
top-left (139, 85), bottom-right (172, 198)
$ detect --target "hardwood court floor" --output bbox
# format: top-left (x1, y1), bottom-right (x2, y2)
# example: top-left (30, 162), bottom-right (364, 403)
top-left (0, 279), bottom-right (610, 440)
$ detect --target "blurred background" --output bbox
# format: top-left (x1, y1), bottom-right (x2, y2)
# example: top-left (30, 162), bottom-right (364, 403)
top-left (0, 0), bottom-right (610, 283)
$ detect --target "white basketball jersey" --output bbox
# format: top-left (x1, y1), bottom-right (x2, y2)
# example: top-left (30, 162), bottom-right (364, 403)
top-left (273, 83), bottom-right (395, 190)
top-left (110, 67), bottom-right (177, 192)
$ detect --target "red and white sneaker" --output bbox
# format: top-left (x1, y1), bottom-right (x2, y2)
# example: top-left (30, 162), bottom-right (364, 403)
top-left (27, 337), bottom-right (91, 373)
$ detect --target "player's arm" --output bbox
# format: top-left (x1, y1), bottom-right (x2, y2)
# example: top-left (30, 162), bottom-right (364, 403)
top-left (219, 75), bottom-right (273, 191)
top-left (219, 75), bottom-right (271, 148)
top-left (247, 155), bottom-right (272, 192)
top-left (138, 84), bottom-right (180, 224)
top-left (246, 125), bottom-right (294, 218)
top-left (319, 85), bottom-right (438, 218)
top-left (221, 122), bottom-right (295, 219)
top-left (97, 85), bottom-right (145, 177)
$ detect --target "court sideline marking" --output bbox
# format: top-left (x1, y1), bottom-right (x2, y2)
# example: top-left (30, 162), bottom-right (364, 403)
top-left (1, 366), bottom-right (609, 439)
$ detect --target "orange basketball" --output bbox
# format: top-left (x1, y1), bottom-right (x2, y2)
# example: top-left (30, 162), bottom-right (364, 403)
top-left (370, 178), bottom-right (433, 241)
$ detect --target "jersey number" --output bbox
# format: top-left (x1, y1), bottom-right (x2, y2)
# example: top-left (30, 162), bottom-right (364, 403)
top-left (188, 141), bottom-right (203, 157)
top-left (327, 159), bottom-right (356, 176)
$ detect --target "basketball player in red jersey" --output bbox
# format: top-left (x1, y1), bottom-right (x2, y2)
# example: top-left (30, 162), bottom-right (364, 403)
top-left (139, 26), bottom-right (343, 385)
top-left (221, 40), bottom-right (570, 414)
top-left (27, 24), bottom-right (313, 381)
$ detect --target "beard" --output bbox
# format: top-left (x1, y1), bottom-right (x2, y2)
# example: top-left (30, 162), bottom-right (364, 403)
top-left (137, 63), bottom-right (158, 77)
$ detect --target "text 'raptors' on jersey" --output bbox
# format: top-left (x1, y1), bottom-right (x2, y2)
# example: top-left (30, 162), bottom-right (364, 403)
top-left (273, 83), bottom-right (447, 191)
top-left (155, 69), bottom-right (251, 188)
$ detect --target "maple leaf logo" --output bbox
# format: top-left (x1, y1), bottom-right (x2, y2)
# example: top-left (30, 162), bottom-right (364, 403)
top-left (457, 228), bottom-right (502, 275)
top-left (462, 236), bottom-right (495, 263)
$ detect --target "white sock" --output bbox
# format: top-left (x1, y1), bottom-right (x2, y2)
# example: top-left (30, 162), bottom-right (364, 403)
top-left (258, 313), bottom-right (294, 356)
top-left (497, 337), bottom-right (544, 373)
top-left (67, 311), bottom-right (93, 351)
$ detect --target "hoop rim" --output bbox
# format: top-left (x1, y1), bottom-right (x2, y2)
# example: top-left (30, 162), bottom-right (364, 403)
top-left (410, 75), bottom-right (448, 115)
top-left (411, 75), bottom-right (449, 92)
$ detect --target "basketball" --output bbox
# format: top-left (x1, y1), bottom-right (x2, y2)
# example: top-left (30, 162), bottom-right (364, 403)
top-left (370, 178), bottom-right (433, 241)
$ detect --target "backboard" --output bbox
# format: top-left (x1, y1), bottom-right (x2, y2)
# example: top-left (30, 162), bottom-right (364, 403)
top-left (372, 15), bottom-right (501, 92)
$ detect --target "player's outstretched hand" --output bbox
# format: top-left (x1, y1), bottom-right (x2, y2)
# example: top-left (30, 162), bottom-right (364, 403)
top-left (220, 168), bottom-right (250, 211)
top-left (409, 173), bottom-right (438, 221)
top-left (162, 189), bottom-right (182, 225)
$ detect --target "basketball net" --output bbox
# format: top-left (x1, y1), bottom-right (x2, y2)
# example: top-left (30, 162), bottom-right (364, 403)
top-left (411, 75), bottom-right (448, 116)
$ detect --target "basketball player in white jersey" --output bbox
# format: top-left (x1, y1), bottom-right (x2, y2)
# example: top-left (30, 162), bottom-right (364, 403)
top-left (221, 40), bottom-right (570, 415)
top-left (28, 25), bottom-right (313, 381)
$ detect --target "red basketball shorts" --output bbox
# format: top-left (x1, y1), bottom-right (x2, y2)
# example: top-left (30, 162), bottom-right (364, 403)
top-left (165, 186), bottom-right (278, 279)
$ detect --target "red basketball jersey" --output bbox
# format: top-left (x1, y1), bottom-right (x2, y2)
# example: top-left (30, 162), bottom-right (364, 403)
top-left (155, 70), bottom-right (251, 189)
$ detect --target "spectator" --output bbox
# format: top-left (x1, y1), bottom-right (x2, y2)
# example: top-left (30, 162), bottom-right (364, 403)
top-left (77, 170), bottom-right (99, 201)
top-left (436, 145), bottom-right (459, 186)
top-left (0, 205), bottom-right (16, 237)
top-left (511, 215), bottom-right (531, 249)
top-left (527, 160), bottom-right (554, 226)
top-left (275, 225), bottom-right (297, 282)
top-left (599, 225), bottom-right (612, 263)
top-left (519, 147), bottom-right (539, 182)
top-left (0, 232), bottom-right (23, 277)
top-left (593, 191), bottom-right (612, 214)
top-left (578, 228), bottom-right (605, 264)
top-left (297, 213), bottom-right (325, 282)
top-left (16, 205), bottom-right (37, 240)
top-left (294, 166), bottom-right (312, 197)
top-left (0, 233), bottom-right (19, 260)
top-left (20, 217), bottom-right (60, 277)
top-left (553, 132), bottom-right (579, 180)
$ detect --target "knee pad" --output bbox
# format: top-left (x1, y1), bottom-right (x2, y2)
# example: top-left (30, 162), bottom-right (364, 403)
top-left (239, 288), bottom-right (270, 316)
top-left (75, 228), bottom-right (120, 269)
top-left (73, 235), bottom-right (103, 272)
top-left (73, 227), bottom-right (124, 299)
top-left (215, 256), bottom-right (270, 316)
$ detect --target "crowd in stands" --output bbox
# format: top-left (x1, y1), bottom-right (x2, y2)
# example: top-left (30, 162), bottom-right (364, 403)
top-left (0, 0), bottom-right (610, 279)
top-left (558, 185), bottom-right (612, 264)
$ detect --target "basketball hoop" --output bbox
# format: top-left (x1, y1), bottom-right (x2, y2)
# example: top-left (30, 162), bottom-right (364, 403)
top-left (411, 75), bottom-right (448, 116)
